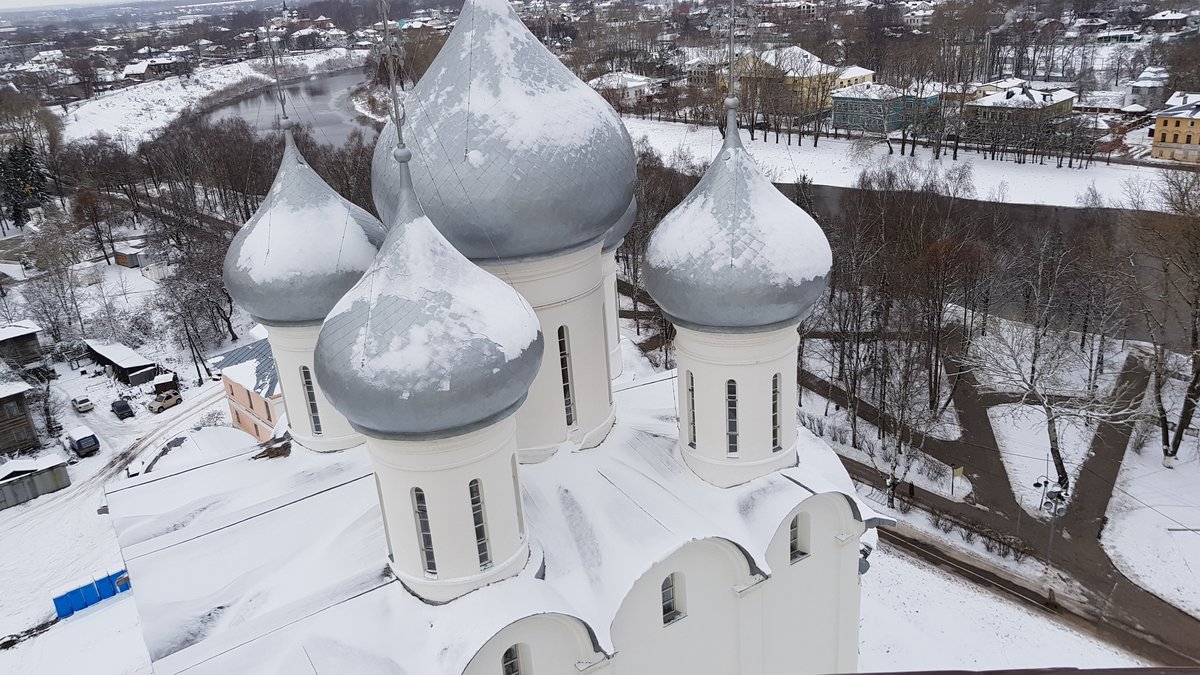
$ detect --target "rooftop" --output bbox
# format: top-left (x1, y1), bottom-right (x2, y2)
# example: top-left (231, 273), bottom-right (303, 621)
top-left (104, 354), bottom-right (878, 674)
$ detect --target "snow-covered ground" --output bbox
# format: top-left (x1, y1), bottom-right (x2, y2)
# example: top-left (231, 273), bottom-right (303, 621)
top-left (860, 544), bottom-right (1145, 670)
top-left (0, 380), bottom-right (229, 638)
top-left (621, 117), bottom-right (1161, 209)
top-left (988, 404), bottom-right (1095, 520)
top-left (62, 49), bottom-right (364, 144)
top-left (1103, 373), bottom-right (1200, 620)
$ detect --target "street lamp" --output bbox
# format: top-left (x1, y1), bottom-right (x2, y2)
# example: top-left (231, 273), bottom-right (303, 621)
top-left (1033, 475), bottom-right (1068, 608)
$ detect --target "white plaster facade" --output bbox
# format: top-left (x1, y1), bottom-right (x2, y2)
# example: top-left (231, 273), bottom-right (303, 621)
top-left (675, 323), bottom-right (801, 488)
top-left (464, 492), bottom-right (865, 675)
top-left (481, 243), bottom-right (614, 461)
top-left (264, 323), bottom-right (360, 452)
top-left (602, 248), bottom-right (623, 380)
top-left (369, 415), bottom-right (528, 603)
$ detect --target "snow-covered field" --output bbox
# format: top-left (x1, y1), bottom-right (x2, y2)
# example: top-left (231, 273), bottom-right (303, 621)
top-left (62, 49), bottom-right (365, 144)
top-left (988, 404), bottom-right (1095, 519)
top-left (860, 544), bottom-right (1145, 670)
top-left (621, 117), bottom-right (1161, 209)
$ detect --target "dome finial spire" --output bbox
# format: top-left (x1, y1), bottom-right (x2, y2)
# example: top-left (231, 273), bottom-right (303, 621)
top-left (723, 0), bottom-right (740, 149)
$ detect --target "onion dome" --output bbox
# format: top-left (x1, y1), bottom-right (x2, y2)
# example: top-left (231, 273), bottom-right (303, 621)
top-left (372, 0), bottom-right (636, 262)
top-left (602, 197), bottom-right (637, 253)
top-left (224, 131), bottom-right (385, 326)
top-left (643, 100), bottom-right (832, 331)
top-left (315, 144), bottom-right (544, 439)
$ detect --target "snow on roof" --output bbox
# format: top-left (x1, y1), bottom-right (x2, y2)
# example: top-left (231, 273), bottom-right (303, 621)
top-left (1166, 91), bottom-right (1200, 106)
top-left (0, 453), bottom-right (66, 483)
top-left (67, 425), bottom-right (96, 442)
top-left (122, 62), bottom-right (149, 77)
top-left (0, 320), bottom-right (40, 342)
top-left (0, 380), bottom-right (31, 398)
top-left (213, 339), bottom-right (279, 398)
top-left (1158, 101), bottom-right (1200, 119)
top-left (839, 65), bottom-right (874, 79)
top-left (152, 373), bottom-right (177, 386)
top-left (1121, 103), bottom-right (1149, 113)
top-left (1146, 10), bottom-right (1187, 20)
top-left (588, 71), bottom-right (658, 89)
top-left (832, 81), bottom-right (904, 100)
top-left (752, 45), bottom-right (838, 77)
top-left (105, 364), bottom-right (880, 674)
top-left (982, 76), bottom-right (1027, 90)
top-left (968, 86), bottom-right (1076, 108)
top-left (84, 339), bottom-right (154, 370)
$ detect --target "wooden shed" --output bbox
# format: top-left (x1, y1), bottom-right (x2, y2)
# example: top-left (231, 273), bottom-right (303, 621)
top-left (0, 380), bottom-right (38, 455)
top-left (84, 339), bottom-right (158, 385)
top-left (114, 248), bottom-right (148, 268)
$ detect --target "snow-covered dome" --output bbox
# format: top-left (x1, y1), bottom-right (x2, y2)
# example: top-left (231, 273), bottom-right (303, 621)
top-left (372, 0), bottom-right (636, 262)
top-left (643, 100), bottom-right (831, 331)
top-left (224, 131), bottom-right (385, 326)
top-left (315, 146), bottom-right (544, 439)
top-left (603, 197), bottom-right (637, 253)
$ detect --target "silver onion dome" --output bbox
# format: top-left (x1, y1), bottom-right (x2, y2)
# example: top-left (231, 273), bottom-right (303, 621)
top-left (224, 131), bottom-right (385, 326)
top-left (372, 0), bottom-right (636, 262)
top-left (316, 146), bottom-right (544, 440)
top-left (602, 197), bottom-right (637, 253)
top-left (643, 100), bottom-right (832, 332)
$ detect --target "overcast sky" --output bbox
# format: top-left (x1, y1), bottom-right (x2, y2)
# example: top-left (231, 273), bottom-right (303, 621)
top-left (0, 0), bottom-right (157, 14)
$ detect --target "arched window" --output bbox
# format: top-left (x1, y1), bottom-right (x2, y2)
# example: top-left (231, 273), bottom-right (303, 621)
top-left (501, 644), bottom-right (524, 675)
top-left (686, 371), bottom-right (696, 448)
top-left (557, 326), bottom-right (576, 427)
top-left (469, 479), bottom-right (491, 570)
top-left (662, 573), bottom-right (685, 625)
top-left (771, 373), bottom-right (782, 452)
top-left (790, 513), bottom-right (810, 563)
top-left (299, 366), bottom-right (322, 436)
top-left (725, 380), bottom-right (738, 456)
top-left (411, 488), bottom-right (436, 576)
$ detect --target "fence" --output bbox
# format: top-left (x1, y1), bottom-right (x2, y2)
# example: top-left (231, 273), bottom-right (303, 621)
top-left (51, 570), bottom-right (131, 620)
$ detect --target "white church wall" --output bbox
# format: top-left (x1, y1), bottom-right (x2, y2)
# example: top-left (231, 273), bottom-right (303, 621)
top-left (761, 492), bottom-right (866, 674)
top-left (267, 323), bottom-right (360, 452)
top-left (465, 612), bottom-right (604, 675)
top-left (609, 537), bottom-right (757, 675)
top-left (602, 248), bottom-right (622, 380)
top-left (675, 324), bottom-right (800, 487)
top-left (483, 243), bottom-right (614, 462)
top-left (368, 416), bottom-right (528, 603)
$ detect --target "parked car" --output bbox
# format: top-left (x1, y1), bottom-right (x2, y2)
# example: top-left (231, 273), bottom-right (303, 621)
top-left (111, 399), bottom-right (135, 420)
top-left (63, 425), bottom-right (100, 457)
top-left (71, 396), bottom-right (94, 413)
top-left (147, 390), bottom-right (181, 413)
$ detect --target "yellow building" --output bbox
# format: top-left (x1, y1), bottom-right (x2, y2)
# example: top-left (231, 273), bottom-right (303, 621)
top-left (736, 46), bottom-right (872, 112)
top-left (1151, 102), bottom-right (1200, 163)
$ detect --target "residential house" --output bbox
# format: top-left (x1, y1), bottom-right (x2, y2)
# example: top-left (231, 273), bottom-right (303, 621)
top-left (964, 85), bottom-right (1076, 127)
top-left (1143, 10), bottom-right (1188, 32)
top-left (0, 320), bottom-right (42, 368)
top-left (737, 46), bottom-right (843, 112)
top-left (831, 82), bottom-right (939, 135)
top-left (835, 66), bottom-right (874, 89)
top-left (213, 339), bottom-right (282, 444)
top-left (1124, 66), bottom-right (1170, 108)
top-left (0, 379), bottom-right (38, 455)
top-left (588, 71), bottom-right (663, 104)
top-left (1151, 101), bottom-right (1200, 163)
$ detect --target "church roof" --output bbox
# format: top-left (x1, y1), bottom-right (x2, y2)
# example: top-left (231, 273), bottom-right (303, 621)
top-left (314, 145), bottom-right (543, 439)
top-left (643, 102), bottom-right (831, 331)
top-left (223, 132), bottom-right (385, 326)
top-left (372, 0), bottom-right (636, 262)
top-left (103, 361), bottom-right (881, 674)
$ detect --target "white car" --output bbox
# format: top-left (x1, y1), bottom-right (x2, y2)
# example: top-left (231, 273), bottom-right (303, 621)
top-left (147, 390), bottom-right (182, 413)
top-left (71, 396), bottom-right (94, 413)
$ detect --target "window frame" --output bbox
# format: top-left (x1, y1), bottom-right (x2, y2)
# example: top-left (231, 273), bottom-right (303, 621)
top-left (725, 380), bottom-right (738, 456)
top-left (686, 371), bottom-right (697, 448)
top-left (771, 373), bottom-right (782, 452)
top-left (412, 487), bottom-right (437, 577)
top-left (662, 573), bottom-right (685, 625)
top-left (557, 326), bottom-right (577, 428)
top-left (469, 479), bottom-right (492, 571)
top-left (299, 366), bottom-right (323, 436)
